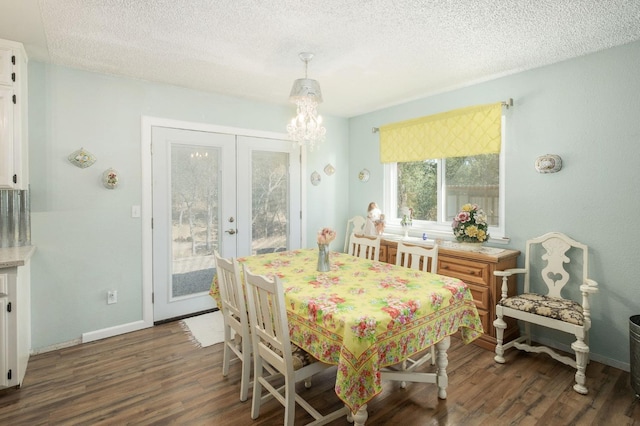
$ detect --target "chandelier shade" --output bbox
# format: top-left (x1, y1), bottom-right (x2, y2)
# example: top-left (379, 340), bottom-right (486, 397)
top-left (289, 78), bottom-right (323, 103)
top-left (287, 53), bottom-right (326, 150)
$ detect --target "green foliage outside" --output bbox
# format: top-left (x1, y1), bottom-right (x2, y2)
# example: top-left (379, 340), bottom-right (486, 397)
top-left (397, 154), bottom-right (500, 225)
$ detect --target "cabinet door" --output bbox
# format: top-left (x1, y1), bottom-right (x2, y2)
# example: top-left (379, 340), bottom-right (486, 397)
top-left (0, 297), bottom-right (8, 388)
top-left (0, 85), bottom-right (15, 188)
top-left (0, 47), bottom-right (13, 86)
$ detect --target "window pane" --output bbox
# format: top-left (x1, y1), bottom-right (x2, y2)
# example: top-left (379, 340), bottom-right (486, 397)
top-left (397, 160), bottom-right (437, 221)
top-left (171, 145), bottom-right (219, 297)
top-left (251, 151), bottom-right (289, 255)
top-left (445, 154), bottom-right (499, 226)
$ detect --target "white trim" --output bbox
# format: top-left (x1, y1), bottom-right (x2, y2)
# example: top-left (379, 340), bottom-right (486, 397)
top-left (81, 320), bottom-right (148, 343)
top-left (497, 114), bottom-right (507, 238)
top-left (31, 338), bottom-right (82, 355)
top-left (141, 116), bottom-right (293, 325)
top-left (300, 146), bottom-right (307, 248)
top-left (532, 335), bottom-right (629, 372)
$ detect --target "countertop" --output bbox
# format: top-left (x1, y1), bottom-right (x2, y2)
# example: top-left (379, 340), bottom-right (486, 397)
top-left (0, 245), bottom-right (36, 268)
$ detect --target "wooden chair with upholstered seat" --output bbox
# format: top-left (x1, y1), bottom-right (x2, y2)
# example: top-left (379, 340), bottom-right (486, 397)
top-left (243, 265), bottom-right (350, 426)
top-left (347, 233), bottom-right (381, 261)
top-left (493, 232), bottom-right (599, 394)
top-left (394, 241), bottom-right (439, 384)
top-left (214, 251), bottom-right (252, 402)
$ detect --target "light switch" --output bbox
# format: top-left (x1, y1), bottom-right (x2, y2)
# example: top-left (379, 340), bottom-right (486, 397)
top-left (131, 205), bottom-right (141, 218)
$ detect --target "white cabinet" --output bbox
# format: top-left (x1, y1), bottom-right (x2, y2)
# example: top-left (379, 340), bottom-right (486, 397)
top-left (0, 261), bottom-right (31, 389)
top-left (0, 39), bottom-right (28, 189)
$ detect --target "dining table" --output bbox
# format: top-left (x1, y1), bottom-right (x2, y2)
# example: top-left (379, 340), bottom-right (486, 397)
top-left (210, 248), bottom-right (483, 425)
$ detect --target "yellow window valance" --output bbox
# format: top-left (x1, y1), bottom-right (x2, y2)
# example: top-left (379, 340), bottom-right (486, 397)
top-left (379, 102), bottom-right (503, 163)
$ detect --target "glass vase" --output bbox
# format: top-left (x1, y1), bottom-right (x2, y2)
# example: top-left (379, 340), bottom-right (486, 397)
top-left (317, 243), bottom-right (330, 272)
top-left (402, 225), bottom-right (410, 239)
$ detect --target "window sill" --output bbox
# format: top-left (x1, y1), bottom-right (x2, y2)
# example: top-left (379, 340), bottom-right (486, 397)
top-left (383, 225), bottom-right (510, 245)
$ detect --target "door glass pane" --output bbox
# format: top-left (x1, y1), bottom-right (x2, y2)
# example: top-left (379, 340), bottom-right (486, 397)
top-left (251, 151), bottom-right (289, 255)
top-left (171, 145), bottom-right (219, 298)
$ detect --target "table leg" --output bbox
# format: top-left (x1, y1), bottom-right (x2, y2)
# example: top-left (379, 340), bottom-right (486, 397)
top-left (350, 404), bottom-right (368, 426)
top-left (435, 336), bottom-right (450, 399)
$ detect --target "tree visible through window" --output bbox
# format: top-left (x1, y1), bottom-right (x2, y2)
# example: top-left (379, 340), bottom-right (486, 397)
top-left (395, 153), bottom-right (500, 227)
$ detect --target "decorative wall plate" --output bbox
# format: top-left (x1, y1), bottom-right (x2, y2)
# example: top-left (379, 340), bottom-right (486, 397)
top-left (68, 148), bottom-right (96, 168)
top-left (310, 171), bottom-right (321, 186)
top-left (535, 154), bottom-right (562, 173)
top-left (102, 168), bottom-right (119, 189)
top-left (358, 169), bottom-right (370, 182)
top-left (324, 163), bottom-right (335, 176)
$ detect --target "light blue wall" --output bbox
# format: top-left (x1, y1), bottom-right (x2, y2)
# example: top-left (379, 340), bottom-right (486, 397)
top-left (348, 41), bottom-right (640, 369)
top-left (28, 40), bottom-right (640, 369)
top-left (28, 62), bottom-right (349, 350)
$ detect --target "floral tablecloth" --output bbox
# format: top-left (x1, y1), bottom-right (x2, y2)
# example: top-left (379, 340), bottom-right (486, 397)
top-left (210, 248), bottom-right (483, 413)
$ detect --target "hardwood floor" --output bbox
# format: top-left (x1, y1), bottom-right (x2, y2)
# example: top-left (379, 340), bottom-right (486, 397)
top-left (1, 320), bottom-right (638, 425)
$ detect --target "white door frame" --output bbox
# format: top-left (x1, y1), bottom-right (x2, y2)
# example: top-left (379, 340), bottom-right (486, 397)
top-left (140, 116), bottom-right (307, 327)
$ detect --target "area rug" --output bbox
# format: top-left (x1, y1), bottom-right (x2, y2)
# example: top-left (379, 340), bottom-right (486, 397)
top-left (180, 311), bottom-right (225, 348)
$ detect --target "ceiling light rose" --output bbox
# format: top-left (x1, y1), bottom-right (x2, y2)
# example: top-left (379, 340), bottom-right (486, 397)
top-left (287, 52), bottom-right (326, 151)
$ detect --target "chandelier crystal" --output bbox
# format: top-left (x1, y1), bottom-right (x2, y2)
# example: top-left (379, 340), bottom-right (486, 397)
top-left (287, 53), bottom-right (326, 150)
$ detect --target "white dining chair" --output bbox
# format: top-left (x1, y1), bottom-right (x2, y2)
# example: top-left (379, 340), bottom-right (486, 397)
top-left (242, 265), bottom-right (350, 426)
top-left (394, 242), bottom-right (439, 385)
top-left (343, 215), bottom-right (366, 252)
top-left (347, 233), bottom-right (381, 261)
top-left (214, 251), bottom-right (252, 402)
top-left (396, 241), bottom-right (439, 273)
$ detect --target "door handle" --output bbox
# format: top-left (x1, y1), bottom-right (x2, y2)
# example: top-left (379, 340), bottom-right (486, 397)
top-left (225, 229), bottom-right (237, 235)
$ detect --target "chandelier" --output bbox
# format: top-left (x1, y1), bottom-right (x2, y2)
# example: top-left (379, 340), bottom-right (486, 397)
top-left (287, 52), bottom-right (326, 150)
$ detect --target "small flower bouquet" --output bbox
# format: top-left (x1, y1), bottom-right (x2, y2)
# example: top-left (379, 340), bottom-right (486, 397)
top-left (317, 227), bottom-right (336, 245)
top-left (452, 204), bottom-right (490, 243)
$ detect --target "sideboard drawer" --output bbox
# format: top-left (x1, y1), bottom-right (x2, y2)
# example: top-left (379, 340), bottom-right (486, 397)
top-left (477, 308), bottom-right (490, 334)
top-left (466, 282), bottom-right (490, 310)
top-left (438, 257), bottom-right (490, 286)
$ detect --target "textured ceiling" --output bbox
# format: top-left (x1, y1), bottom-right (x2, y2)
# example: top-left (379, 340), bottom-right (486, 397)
top-left (1, 0), bottom-right (640, 117)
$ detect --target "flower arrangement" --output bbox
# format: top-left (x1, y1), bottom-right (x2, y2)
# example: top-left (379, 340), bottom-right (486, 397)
top-left (452, 204), bottom-right (490, 243)
top-left (317, 227), bottom-right (337, 245)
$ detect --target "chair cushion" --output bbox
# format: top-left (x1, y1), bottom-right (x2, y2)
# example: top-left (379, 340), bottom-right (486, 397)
top-left (499, 293), bottom-right (584, 326)
top-left (291, 345), bottom-right (317, 370)
top-left (266, 341), bottom-right (317, 370)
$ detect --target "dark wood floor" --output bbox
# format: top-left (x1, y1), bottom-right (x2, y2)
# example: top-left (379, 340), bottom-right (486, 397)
top-left (1, 320), bottom-right (638, 425)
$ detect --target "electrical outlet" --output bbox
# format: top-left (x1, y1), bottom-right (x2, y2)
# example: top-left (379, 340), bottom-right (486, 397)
top-left (107, 290), bottom-right (118, 304)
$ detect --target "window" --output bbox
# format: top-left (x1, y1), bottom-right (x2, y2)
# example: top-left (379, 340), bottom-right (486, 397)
top-left (384, 152), bottom-right (504, 239)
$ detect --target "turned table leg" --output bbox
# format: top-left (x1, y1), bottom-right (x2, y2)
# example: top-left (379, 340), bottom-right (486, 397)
top-left (351, 404), bottom-right (368, 426)
top-left (435, 336), bottom-right (450, 399)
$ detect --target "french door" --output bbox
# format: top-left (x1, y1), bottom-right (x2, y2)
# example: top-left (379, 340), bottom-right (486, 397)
top-left (151, 126), bottom-right (301, 321)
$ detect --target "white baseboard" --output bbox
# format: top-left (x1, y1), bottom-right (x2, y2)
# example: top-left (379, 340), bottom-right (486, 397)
top-left (31, 338), bottom-right (82, 355)
top-left (82, 319), bottom-right (151, 344)
top-left (533, 335), bottom-right (630, 372)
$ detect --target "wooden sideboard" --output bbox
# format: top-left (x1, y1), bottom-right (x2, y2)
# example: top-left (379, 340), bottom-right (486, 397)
top-left (379, 238), bottom-right (520, 351)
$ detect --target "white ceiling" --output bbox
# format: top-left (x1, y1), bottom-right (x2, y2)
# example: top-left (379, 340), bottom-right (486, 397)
top-left (1, 0), bottom-right (640, 117)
